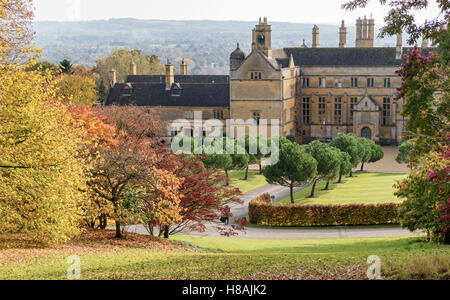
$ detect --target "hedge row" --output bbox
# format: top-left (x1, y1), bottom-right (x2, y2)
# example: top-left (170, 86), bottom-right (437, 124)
top-left (248, 194), bottom-right (401, 227)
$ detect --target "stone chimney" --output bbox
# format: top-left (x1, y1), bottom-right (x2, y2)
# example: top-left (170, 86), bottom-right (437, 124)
top-left (129, 60), bottom-right (137, 76)
top-left (165, 59), bottom-right (174, 90)
top-left (363, 16), bottom-right (368, 40)
top-left (356, 16), bottom-right (375, 48)
top-left (356, 18), bottom-right (362, 41)
top-left (368, 17), bottom-right (375, 42)
top-left (312, 25), bottom-right (320, 48)
top-left (180, 58), bottom-right (188, 75)
top-left (396, 32), bottom-right (403, 59)
top-left (109, 69), bottom-right (117, 87)
top-left (422, 36), bottom-right (429, 48)
top-left (339, 20), bottom-right (347, 48)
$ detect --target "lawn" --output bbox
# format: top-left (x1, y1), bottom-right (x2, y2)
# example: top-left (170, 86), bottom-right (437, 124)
top-left (277, 173), bottom-right (407, 205)
top-left (228, 169), bottom-right (267, 194)
top-left (0, 230), bottom-right (448, 280)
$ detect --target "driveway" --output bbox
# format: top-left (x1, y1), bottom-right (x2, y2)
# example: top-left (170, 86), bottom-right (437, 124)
top-left (123, 183), bottom-right (422, 240)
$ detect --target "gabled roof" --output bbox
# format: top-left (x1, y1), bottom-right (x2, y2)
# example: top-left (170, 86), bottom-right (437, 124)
top-left (273, 47), bottom-right (435, 68)
top-left (105, 78), bottom-right (230, 108)
top-left (355, 95), bottom-right (381, 111)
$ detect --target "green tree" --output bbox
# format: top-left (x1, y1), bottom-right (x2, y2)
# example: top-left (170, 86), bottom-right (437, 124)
top-left (305, 141), bottom-right (341, 198)
top-left (323, 146), bottom-right (345, 190)
top-left (330, 133), bottom-right (362, 177)
top-left (396, 141), bottom-right (415, 165)
top-left (337, 150), bottom-right (353, 184)
top-left (94, 49), bottom-right (165, 100)
top-left (25, 61), bottom-right (60, 75)
top-left (263, 138), bottom-right (317, 204)
top-left (59, 59), bottom-right (73, 74)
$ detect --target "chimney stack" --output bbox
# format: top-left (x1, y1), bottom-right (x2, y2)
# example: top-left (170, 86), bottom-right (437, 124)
top-left (129, 60), bottom-right (137, 76)
top-left (165, 59), bottom-right (174, 90)
top-left (180, 58), bottom-right (188, 75)
top-left (109, 69), bottom-right (117, 87)
top-left (356, 16), bottom-right (375, 48)
top-left (396, 32), bottom-right (403, 59)
top-left (339, 20), bottom-right (347, 48)
top-left (363, 16), bottom-right (368, 39)
top-left (422, 20), bottom-right (429, 48)
top-left (312, 25), bottom-right (320, 48)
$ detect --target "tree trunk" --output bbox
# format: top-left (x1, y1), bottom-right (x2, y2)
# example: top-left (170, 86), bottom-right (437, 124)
top-left (290, 183), bottom-right (295, 204)
top-left (164, 226), bottom-right (170, 239)
top-left (444, 231), bottom-right (450, 245)
top-left (225, 169), bottom-right (230, 186)
top-left (309, 179), bottom-right (318, 198)
top-left (259, 162), bottom-right (263, 175)
top-left (338, 173), bottom-right (343, 184)
top-left (244, 166), bottom-right (249, 180)
top-left (323, 181), bottom-right (330, 190)
top-left (350, 171), bottom-right (354, 177)
top-left (115, 220), bottom-right (122, 239)
top-left (99, 214), bottom-right (107, 229)
top-left (360, 162), bottom-right (365, 172)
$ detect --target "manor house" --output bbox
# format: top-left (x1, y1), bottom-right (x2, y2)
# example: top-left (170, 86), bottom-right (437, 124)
top-left (106, 17), bottom-right (433, 145)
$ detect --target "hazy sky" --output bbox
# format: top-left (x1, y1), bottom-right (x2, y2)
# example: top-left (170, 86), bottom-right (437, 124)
top-left (34, 0), bottom-right (439, 25)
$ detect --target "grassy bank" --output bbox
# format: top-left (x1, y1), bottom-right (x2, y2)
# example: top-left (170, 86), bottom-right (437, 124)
top-left (277, 173), bottom-right (407, 205)
top-left (0, 230), bottom-right (448, 280)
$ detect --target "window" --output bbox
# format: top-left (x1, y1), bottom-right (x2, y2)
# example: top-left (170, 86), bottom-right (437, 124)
top-left (302, 78), bottom-right (310, 88)
top-left (383, 97), bottom-right (391, 126)
top-left (214, 110), bottom-right (224, 120)
top-left (334, 98), bottom-right (342, 124)
top-left (319, 78), bottom-right (326, 88)
top-left (334, 79), bottom-right (342, 88)
top-left (302, 97), bottom-right (310, 125)
top-left (318, 97), bottom-right (326, 122)
top-left (253, 112), bottom-right (261, 125)
top-left (367, 78), bottom-right (375, 88)
top-left (350, 97), bottom-right (358, 121)
top-left (351, 78), bottom-right (358, 88)
top-left (250, 72), bottom-right (262, 80)
top-left (183, 111), bottom-right (194, 119)
top-left (170, 128), bottom-right (178, 137)
top-left (384, 78), bottom-right (391, 88)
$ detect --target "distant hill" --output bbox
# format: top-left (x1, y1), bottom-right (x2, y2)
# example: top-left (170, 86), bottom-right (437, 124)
top-left (33, 18), bottom-right (400, 75)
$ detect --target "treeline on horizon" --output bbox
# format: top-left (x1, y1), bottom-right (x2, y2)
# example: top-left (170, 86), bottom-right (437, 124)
top-left (33, 19), bottom-right (400, 74)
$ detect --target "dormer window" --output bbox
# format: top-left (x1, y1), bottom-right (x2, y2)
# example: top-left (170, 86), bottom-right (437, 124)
top-left (250, 72), bottom-right (262, 80)
top-left (123, 83), bottom-right (132, 97)
top-left (170, 82), bottom-right (182, 96)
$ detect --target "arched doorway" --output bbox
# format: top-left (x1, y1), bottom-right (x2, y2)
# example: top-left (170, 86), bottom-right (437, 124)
top-left (361, 127), bottom-right (372, 139)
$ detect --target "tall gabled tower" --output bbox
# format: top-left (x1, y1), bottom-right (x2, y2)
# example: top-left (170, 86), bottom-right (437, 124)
top-left (252, 17), bottom-right (272, 57)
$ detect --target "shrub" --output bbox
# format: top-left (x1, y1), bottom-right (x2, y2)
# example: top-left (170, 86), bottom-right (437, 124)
top-left (248, 194), bottom-right (400, 227)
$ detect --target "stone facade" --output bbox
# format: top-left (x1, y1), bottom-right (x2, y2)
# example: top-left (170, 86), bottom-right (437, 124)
top-left (107, 16), bottom-right (433, 146)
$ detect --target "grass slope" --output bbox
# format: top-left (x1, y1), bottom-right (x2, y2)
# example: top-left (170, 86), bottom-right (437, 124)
top-left (228, 169), bottom-right (267, 194)
top-left (1, 231), bottom-right (448, 280)
top-left (277, 173), bottom-right (407, 205)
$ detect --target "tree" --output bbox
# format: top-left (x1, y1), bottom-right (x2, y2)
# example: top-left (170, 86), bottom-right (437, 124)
top-left (0, 0), bottom-right (36, 64)
top-left (53, 73), bottom-right (99, 104)
top-left (85, 106), bottom-right (171, 238)
top-left (323, 146), bottom-right (345, 190)
top-left (330, 133), bottom-right (362, 177)
top-left (395, 150), bottom-right (449, 242)
top-left (154, 153), bottom-right (244, 238)
top-left (0, 68), bottom-right (88, 244)
top-left (305, 141), bottom-right (341, 198)
top-left (59, 59), bottom-right (73, 74)
top-left (94, 49), bottom-right (165, 100)
top-left (337, 150), bottom-right (353, 184)
top-left (396, 141), bottom-right (415, 165)
top-left (239, 134), bottom-right (259, 180)
top-left (25, 60), bottom-right (60, 75)
top-left (368, 142), bottom-right (384, 166)
top-left (263, 138), bottom-right (317, 204)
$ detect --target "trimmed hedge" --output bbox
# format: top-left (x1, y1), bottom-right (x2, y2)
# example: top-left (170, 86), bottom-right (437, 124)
top-left (249, 194), bottom-right (400, 227)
